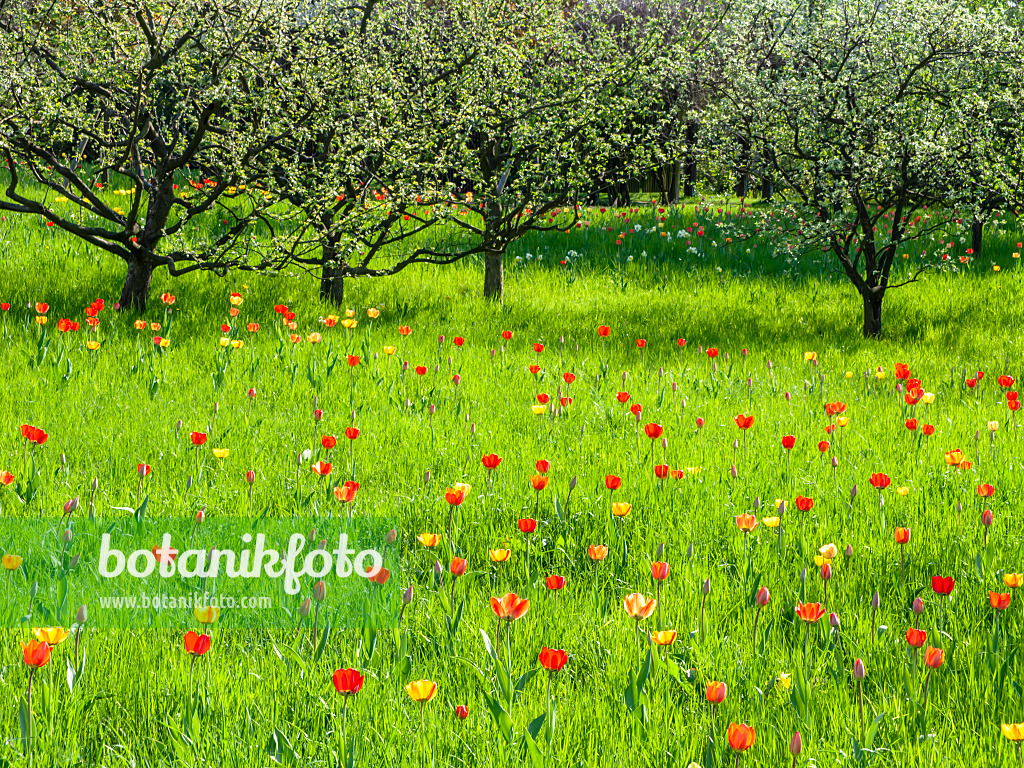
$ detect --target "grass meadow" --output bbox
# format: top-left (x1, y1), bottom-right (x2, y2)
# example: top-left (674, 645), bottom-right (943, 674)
top-left (2, 199), bottom-right (1024, 766)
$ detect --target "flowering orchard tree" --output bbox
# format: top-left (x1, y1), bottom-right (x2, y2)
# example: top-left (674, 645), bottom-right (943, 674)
top-left (706, 0), bottom-right (1019, 336)
top-left (0, 0), bottom-right (319, 311)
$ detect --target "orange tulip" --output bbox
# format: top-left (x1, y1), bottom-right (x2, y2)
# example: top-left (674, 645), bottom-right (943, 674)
top-left (705, 680), bottom-right (727, 703)
top-left (588, 545), bottom-right (608, 561)
top-left (734, 414), bottom-right (754, 430)
top-left (651, 630), bottom-right (677, 645)
top-left (990, 591), bottom-right (1012, 610)
top-left (727, 722), bottom-right (756, 751)
top-left (924, 646), bottom-right (944, 669)
top-left (623, 592), bottom-right (656, 620)
top-left (450, 557), bottom-right (467, 577)
top-left (736, 514), bottom-right (757, 532)
top-left (184, 631), bottom-right (212, 656)
top-left (530, 475), bottom-right (549, 491)
top-left (417, 533), bottom-right (440, 547)
top-left (445, 487), bottom-right (467, 505)
top-left (491, 593), bottom-right (530, 621)
top-left (21, 640), bottom-right (52, 669)
top-left (895, 527), bottom-right (910, 544)
top-left (311, 461), bottom-right (332, 476)
top-left (651, 561), bottom-right (669, 580)
top-left (488, 548), bottom-right (511, 562)
top-left (795, 602), bottom-right (826, 623)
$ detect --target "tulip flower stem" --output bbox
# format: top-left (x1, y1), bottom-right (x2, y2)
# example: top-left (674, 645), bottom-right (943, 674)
top-left (752, 605), bottom-right (762, 648)
top-left (656, 582), bottom-right (662, 630)
top-left (700, 594), bottom-right (706, 639)
top-left (857, 679), bottom-right (865, 743)
top-left (921, 668), bottom-right (933, 715)
top-left (26, 667), bottom-right (35, 716)
top-left (312, 603), bottom-right (321, 649)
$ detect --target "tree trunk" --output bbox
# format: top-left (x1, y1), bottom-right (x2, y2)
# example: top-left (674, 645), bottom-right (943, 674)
top-left (861, 289), bottom-right (884, 338)
top-left (320, 263), bottom-right (344, 306)
top-left (761, 177), bottom-right (773, 201)
top-left (673, 160), bottom-right (681, 205)
top-left (971, 219), bottom-right (983, 256)
top-left (118, 259), bottom-right (154, 312)
top-left (319, 240), bottom-right (344, 306)
top-left (483, 249), bottom-right (503, 300)
top-left (683, 122), bottom-right (697, 198)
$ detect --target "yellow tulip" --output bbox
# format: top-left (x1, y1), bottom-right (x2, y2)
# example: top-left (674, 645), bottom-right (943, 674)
top-left (418, 533), bottom-right (440, 547)
top-left (230, 340), bottom-right (244, 349)
top-left (213, 448), bottom-right (230, 459)
top-left (922, 392), bottom-right (935, 404)
top-left (384, 346), bottom-right (397, 356)
top-left (194, 605), bottom-right (220, 624)
top-left (2, 554), bottom-right (23, 570)
top-left (367, 308), bottom-right (380, 319)
top-left (307, 333), bottom-right (322, 343)
top-left (219, 337), bottom-right (231, 347)
top-left (531, 404), bottom-right (547, 415)
top-left (341, 319), bottom-right (357, 329)
top-left (489, 549), bottom-right (512, 562)
top-left (897, 486), bottom-right (909, 496)
top-left (1002, 723), bottom-right (1024, 741)
top-left (611, 502), bottom-right (632, 517)
top-left (1004, 573), bottom-right (1023, 588)
top-left (819, 543), bottom-right (838, 560)
top-left (836, 416), bottom-right (849, 427)
top-left (159, 338), bottom-right (170, 348)
top-left (762, 516), bottom-right (780, 528)
top-left (345, 309), bottom-right (355, 318)
top-left (405, 679), bottom-right (437, 702)
top-left (844, 371), bottom-right (853, 379)
top-left (34, 627), bottom-right (70, 645)
top-left (804, 352), bottom-right (816, 361)
top-left (86, 340), bottom-right (100, 350)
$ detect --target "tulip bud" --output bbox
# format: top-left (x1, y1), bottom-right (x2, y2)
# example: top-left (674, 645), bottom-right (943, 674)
top-left (195, 508), bottom-right (206, 523)
top-left (438, 335), bottom-right (445, 345)
top-left (433, 364), bottom-right (439, 374)
top-left (385, 529), bottom-right (397, 544)
top-left (30, 581), bottom-right (39, 599)
top-left (696, 417), bottom-right (704, 429)
top-left (785, 391), bottom-right (791, 401)
top-left (214, 401), bottom-right (220, 414)
top-left (186, 475), bottom-right (194, 490)
top-left (702, 578), bottom-right (711, 595)
top-left (768, 360), bottom-right (773, 370)
top-left (470, 423), bottom-right (475, 434)
top-left (569, 475), bottom-right (578, 491)
top-left (850, 484), bottom-right (858, 499)
top-left (747, 376), bottom-right (752, 388)
top-left (853, 658), bottom-right (865, 679)
top-left (754, 496), bottom-right (761, 509)
top-left (756, 586), bottom-right (770, 606)
top-left (424, 470), bottom-right (431, 484)
top-left (491, 348), bottom-right (496, 358)
top-left (983, 509), bottom-right (993, 527)
top-left (447, 356), bottom-right (453, 367)
top-left (622, 371), bottom-right (628, 382)
top-left (831, 455), bottom-right (839, 468)
top-left (871, 591), bottom-right (880, 609)
top-left (69, 554), bottom-right (80, 569)
top-left (63, 528), bottom-right (73, 543)
top-left (245, 470), bottom-right (256, 484)
top-left (316, 539), bottom-right (326, 551)
top-left (312, 580), bottom-right (327, 602)
top-left (301, 449), bottom-right (312, 462)
top-left (821, 562), bottom-right (832, 581)
top-left (248, 388), bottom-right (257, 398)
top-left (307, 528), bottom-right (317, 543)
top-left (732, 439), bottom-right (739, 450)
top-left (403, 584), bottom-right (414, 604)
top-left (659, 367), bottom-right (664, 378)
top-left (76, 605), bottom-right (88, 624)
top-left (402, 361), bottom-right (409, 372)
top-left (655, 543), bottom-right (665, 560)
top-left (800, 566), bottom-right (807, 584)
top-left (456, 704), bottom-right (469, 720)
top-left (91, 477), bottom-right (99, 491)
top-left (433, 560), bottom-right (443, 578)
top-left (829, 612), bottom-right (841, 629)
top-left (314, 408), bottom-right (323, 421)
top-left (672, 382), bottom-right (678, 392)
top-left (686, 542), bottom-right (694, 560)
top-left (64, 496), bottom-right (79, 514)
top-left (844, 543), bottom-right (853, 558)
top-left (299, 597), bottom-right (312, 617)
top-left (790, 732), bottom-right (802, 756)
top-left (428, 403), bottom-right (436, 415)
top-left (730, 464), bottom-right (737, 478)
top-left (176, 418), bottom-right (183, 431)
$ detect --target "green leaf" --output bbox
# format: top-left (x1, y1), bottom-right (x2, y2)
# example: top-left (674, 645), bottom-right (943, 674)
top-left (523, 730), bottom-right (544, 768)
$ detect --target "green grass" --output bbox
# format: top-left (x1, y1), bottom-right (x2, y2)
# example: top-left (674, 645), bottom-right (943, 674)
top-left (1, 202), bottom-right (1024, 765)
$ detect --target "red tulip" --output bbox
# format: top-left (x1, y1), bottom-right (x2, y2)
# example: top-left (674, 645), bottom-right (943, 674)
top-left (334, 480), bottom-right (359, 503)
top-left (530, 475), bottom-right (549, 491)
top-left (528, 364), bottom-right (541, 375)
top-left (455, 705), bottom-right (470, 719)
top-left (651, 561), bottom-right (669, 580)
top-left (518, 518), bottom-right (537, 533)
top-left (616, 392), bottom-right (630, 404)
top-left (629, 403), bottom-right (642, 415)
top-left (414, 365), bottom-right (427, 376)
top-left (998, 375), bottom-right (1015, 388)
top-left (707, 348), bottom-right (719, 358)
top-left (501, 330), bottom-right (512, 340)
top-left (906, 627), bottom-right (927, 647)
top-left (894, 363), bottom-right (911, 379)
top-left (189, 431), bottom-right (208, 446)
top-left (924, 646), bottom-right (944, 669)
top-left (931, 575), bottom-right (955, 596)
top-left (345, 427), bottom-right (359, 440)
top-left (922, 424), bottom-right (935, 436)
top-left (536, 393), bottom-right (550, 405)
top-left (321, 435), bottom-right (337, 449)
top-left (795, 496), bottom-right (813, 511)
top-left (636, 339), bottom-right (646, 348)
top-left (347, 355), bottom-right (360, 367)
top-left (536, 459), bottom-right (550, 474)
top-left (563, 372), bottom-right (576, 384)
top-left (311, 461), bottom-right (332, 476)
top-left (450, 557), bottom-right (467, 577)
top-left (597, 325), bottom-right (610, 337)
top-left (538, 647), bottom-right (568, 671)
top-left (481, 454), bottom-right (502, 470)
top-left (706, 680), bottom-right (727, 703)
top-left (727, 723), bottom-right (755, 751)
top-left (734, 414), bottom-right (754, 430)
top-left (332, 668), bottom-right (364, 695)
top-left (533, 343), bottom-right (544, 353)
top-left (643, 423), bottom-right (664, 440)
top-left (977, 483), bottom-right (995, 497)
top-left (184, 631), bottom-right (212, 656)
top-left (453, 337), bottom-right (465, 347)
top-left (546, 574), bottom-right (566, 590)
top-left (605, 475), bottom-right (622, 491)
top-left (818, 440), bottom-right (830, 453)
top-left (654, 464), bottom-right (669, 479)
top-left (137, 463), bottom-right (151, 477)
top-left (869, 472), bottom-right (891, 489)
top-left (781, 435), bottom-right (796, 450)
top-left (905, 418), bottom-right (918, 430)
top-left (895, 527), bottom-right (910, 544)
top-left (990, 591), bottom-right (1011, 610)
